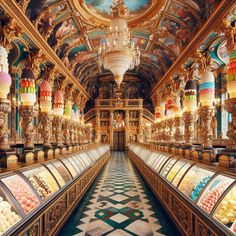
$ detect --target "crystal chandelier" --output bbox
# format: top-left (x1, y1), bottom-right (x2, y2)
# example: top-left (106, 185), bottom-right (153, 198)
top-left (98, 0), bottom-right (140, 89)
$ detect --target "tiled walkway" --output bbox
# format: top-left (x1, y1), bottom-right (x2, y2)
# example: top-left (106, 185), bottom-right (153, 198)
top-left (59, 152), bottom-right (179, 236)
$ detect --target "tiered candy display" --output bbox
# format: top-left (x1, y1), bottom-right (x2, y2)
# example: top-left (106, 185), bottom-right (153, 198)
top-left (20, 69), bottom-right (36, 106)
top-left (214, 185), bottom-right (236, 226)
top-left (178, 166), bottom-right (214, 197)
top-left (40, 80), bottom-right (52, 113)
top-left (24, 168), bottom-right (59, 201)
top-left (191, 176), bottom-right (211, 201)
top-left (53, 89), bottom-right (64, 116)
top-left (1, 175), bottom-right (40, 214)
top-left (227, 49), bottom-right (236, 98)
top-left (199, 70), bottom-right (215, 106)
top-left (200, 182), bottom-right (230, 213)
top-left (64, 99), bottom-right (72, 120)
top-left (0, 46), bottom-right (12, 99)
top-left (0, 194), bottom-right (21, 235)
top-left (184, 80), bottom-right (197, 112)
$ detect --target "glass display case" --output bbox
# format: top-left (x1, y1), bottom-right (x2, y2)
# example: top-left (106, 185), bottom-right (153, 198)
top-left (147, 153), bottom-right (160, 166)
top-left (60, 158), bottom-right (77, 178)
top-left (1, 174), bottom-right (40, 214)
top-left (72, 156), bottom-right (84, 172)
top-left (0, 185), bottom-right (22, 235)
top-left (153, 155), bottom-right (170, 173)
top-left (22, 165), bottom-right (60, 201)
top-left (171, 162), bottom-right (193, 187)
top-left (178, 165), bottom-right (215, 201)
top-left (160, 157), bottom-right (179, 177)
top-left (50, 160), bottom-right (72, 183)
top-left (45, 163), bottom-right (65, 188)
top-left (166, 159), bottom-right (190, 182)
top-left (67, 157), bottom-right (81, 174)
top-left (213, 184), bottom-right (236, 234)
top-left (198, 175), bottom-right (234, 214)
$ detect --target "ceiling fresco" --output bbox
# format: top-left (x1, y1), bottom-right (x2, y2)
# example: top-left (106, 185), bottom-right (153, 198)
top-left (84, 0), bottom-right (151, 18)
top-left (1, 0), bottom-right (222, 106)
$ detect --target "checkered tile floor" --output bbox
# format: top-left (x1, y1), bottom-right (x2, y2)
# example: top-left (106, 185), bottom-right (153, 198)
top-left (59, 152), bottom-right (179, 236)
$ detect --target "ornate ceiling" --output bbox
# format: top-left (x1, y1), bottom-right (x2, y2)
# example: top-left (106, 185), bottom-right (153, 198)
top-left (18, 0), bottom-right (220, 98)
top-left (0, 0), bottom-right (228, 109)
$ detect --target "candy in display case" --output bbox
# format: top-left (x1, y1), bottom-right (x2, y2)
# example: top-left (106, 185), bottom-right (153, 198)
top-left (213, 184), bottom-right (236, 234)
top-left (171, 162), bottom-right (192, 187)
top-left (22, 166), bottom-right (60, 201)
top-left (160, 156), bottom-right (179, 177)
top-left (1, 175), bottom-right (40, 214)
top-left (0, 186), bottom-right (22, 235)
top-left (197, 175), bottom-right (234, 214)
top-left (45, 163), bottom-right (66, 188)
top-left (50, 160), bottom-right (72, 183)
top-left (166, 159), bottom-right (190, 182)
top-left (178, 165), bottom-right (215, 201)
top-left (72, 156), bottom-right (84, 172)
top-left (60, 158), bottom-right (77, 178)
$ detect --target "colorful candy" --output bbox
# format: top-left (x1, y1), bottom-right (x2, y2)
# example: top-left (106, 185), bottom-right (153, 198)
top-left (2, 175), bottom-right (40, 214)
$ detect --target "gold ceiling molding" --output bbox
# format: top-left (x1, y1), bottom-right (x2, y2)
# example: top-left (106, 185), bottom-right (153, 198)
top-left (71, 0), bottom-right (167, 28)
top-left (150, 0), bottom-right (235, 99)
top-left (0, 0), bottom-right (91, 99)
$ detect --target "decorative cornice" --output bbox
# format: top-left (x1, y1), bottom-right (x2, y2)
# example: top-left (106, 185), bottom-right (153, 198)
top-left (0, 0), bottom-right (91, 99)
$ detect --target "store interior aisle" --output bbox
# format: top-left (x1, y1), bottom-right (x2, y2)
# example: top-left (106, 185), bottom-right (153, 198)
top-left (59, 152), bottom-right (179, 236)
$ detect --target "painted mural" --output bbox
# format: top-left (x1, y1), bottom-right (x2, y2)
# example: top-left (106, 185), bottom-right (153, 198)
top-left (85, 0), bottom-right (151, 17)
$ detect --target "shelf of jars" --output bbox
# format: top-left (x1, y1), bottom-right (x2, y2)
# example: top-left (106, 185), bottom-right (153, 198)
top-left (128, 143), bottom-right (236, 236)
top-left (0, 144), bottom-right (110, 236)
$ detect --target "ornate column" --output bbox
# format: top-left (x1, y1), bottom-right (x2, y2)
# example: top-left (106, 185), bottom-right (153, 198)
top-left (183, 79), bottom-right (197, 147)
top-left (39, 80), bottom-right (53, 148)
top-left (95, 110), bottom-right (100, 143)
top-left (109, 110), bottom-right (113, 148)
top-left (63, 99), bottom-right (72, 146)
top-left (53, 89), bottom-right (64, 147)
top-left (138, 110), bottom-right (143, 143)
top-left (198, 68), bottom-right (215, 148)
top-left (0, 99), bottom-right (11, 150)
top-left (125, 110), bottom-right (130, 147)
top-left (20, 68), bottom-right (36, 149)
top-left (175, 117), bottom-right (184, 144)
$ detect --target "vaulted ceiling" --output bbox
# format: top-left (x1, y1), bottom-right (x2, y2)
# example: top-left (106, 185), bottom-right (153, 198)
top-left (20, 0), bottom-right (221, 97)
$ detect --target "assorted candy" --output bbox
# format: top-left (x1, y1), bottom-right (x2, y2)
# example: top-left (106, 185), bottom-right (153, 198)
top-left (2, 175), bottom-right (40, 214)
top-left (161, 158), bottom-right (178, 177)
top-left (64, 99), bottom-right (72, 120)
top-left (166, 161), bottom-right (186, 182)
top-left (214, 186), bottom-right (236, 225)
top-left (46, 163), bottom-right (66, 188)
top-left (24, 168), bottom-right (59, 201)
top-left (200, 181), bottom-right (231, 214)
top-left (0, 195), bottom-right (20, 235)
top-left (191, 176), bottom-right (211, 201)
top-left (178, 167), bottom-right (214, 198)
top-left (51, 162), bottom-right (72, 183)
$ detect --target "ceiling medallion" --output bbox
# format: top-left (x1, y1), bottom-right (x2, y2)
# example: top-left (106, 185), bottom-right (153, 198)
top-left (98, 0), bottom-right (140, 89)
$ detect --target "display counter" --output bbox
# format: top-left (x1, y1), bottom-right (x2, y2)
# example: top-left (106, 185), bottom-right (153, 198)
top-left (0, 145), bottom-right (110, 236)
top-left (129, 144), bottom-right (236, 236)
